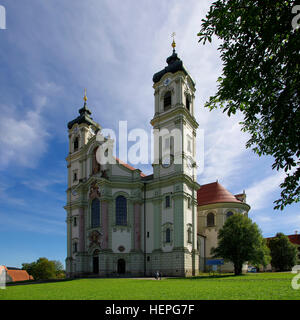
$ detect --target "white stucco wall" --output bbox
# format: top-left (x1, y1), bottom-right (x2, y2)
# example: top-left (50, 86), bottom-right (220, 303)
top-left (112, 230), bottom-right (131, 253)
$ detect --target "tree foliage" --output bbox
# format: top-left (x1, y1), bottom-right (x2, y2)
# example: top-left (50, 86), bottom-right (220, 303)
top-left (211, 213), bottom-right (270, 275)
top-left (198, 0), bottom-right (300, 209)
top-left (22, 257), bottom-right (65, 280)
top-left (268, 232), bottom-right (298, 271)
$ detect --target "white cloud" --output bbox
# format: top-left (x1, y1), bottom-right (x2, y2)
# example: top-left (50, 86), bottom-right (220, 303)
top-left (246, 171), bottom-right (286, 211)
top-left (253, 212), bottom-right (300, 237)
top-left (0, 181), bottom-right (26, 207)
top-left (0, 105), bottom-right (49, 169)
top-left (197, 113), bottom-right (251, 186)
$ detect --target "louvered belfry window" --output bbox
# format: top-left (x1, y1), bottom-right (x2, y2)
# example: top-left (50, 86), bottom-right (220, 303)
top-left (74, 137), bottom-right (79, 151)
top-left (164, 91), bottom-right (172, 111)
top-left (186, 96), bottom-right (190, 111)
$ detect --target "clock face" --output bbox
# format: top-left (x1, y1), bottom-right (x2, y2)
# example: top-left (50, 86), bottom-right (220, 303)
top-left (163, 78), bottom-right (171, 86)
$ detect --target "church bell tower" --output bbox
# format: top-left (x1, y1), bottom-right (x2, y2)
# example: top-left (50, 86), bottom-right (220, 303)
top-left (151, 37), bottom-right (198, 181)
top-left (150, 37), bottom-right (200, 276)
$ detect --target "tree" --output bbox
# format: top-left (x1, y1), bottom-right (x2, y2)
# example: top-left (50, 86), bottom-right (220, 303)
top-left (198, 0), bottom-right (300, 210)
top-left (53, 260), bottom-right (65, 278)
top-left (34, 258), bottom-right (56, 280)
top-left (22, 257), bottom-right (65, 280)
top-left (268, 232), bottom-right (298, 271)
top-left (211, 213), bottom-right (270, 275)
top-left (21, 261), bottom-right (37, 278)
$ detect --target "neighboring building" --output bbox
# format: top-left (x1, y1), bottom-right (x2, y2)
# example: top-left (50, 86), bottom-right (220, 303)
top-left (265, 232), bottom-right (300, 270)
top-left (2, 266), bottom-right (34, 283)
top-left (65, 41), bottom-right (250, 277)
top-left (197, 182), bottom-right (250, 272)
top-left (287, 233), bottom-right (300, 260)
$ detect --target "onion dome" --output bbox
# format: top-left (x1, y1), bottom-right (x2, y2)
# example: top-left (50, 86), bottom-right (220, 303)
top-left (67, 89), bottom-right (99, 129)
top-left (153, 37), bottom-right (194, 85)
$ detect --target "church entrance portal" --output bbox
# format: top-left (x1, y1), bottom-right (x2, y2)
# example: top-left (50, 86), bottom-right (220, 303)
top-left (93, 251), bottom-right (99, 274)
top-left (93, 256), bottom-right (99, 274)
top-left (117, 259), bottom-right (126, 274)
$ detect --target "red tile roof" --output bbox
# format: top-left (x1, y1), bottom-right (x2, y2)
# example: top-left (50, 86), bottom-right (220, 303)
top-left (197, 182), bottom-right (242, 206)
top-left (115, 157), bottom-right (146, 177)
top-left (4, 267), bottom-right (33, 282)
top-left (288, 234), bottom-right (300, 245)
top-left (265, 234), bottom-right (300, 245)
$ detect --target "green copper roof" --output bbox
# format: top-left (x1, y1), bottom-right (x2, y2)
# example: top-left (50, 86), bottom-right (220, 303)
top-left (153, 49), bottom-right (195, 85)
top-left (67, 102), bottom-right (99, 129)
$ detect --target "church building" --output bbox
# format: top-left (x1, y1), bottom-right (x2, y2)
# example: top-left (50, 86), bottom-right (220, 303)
top-left (65, 40), bottom-right (250, 277)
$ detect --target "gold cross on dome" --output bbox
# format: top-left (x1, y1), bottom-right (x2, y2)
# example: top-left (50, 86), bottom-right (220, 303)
top-left (83, 88), bottom-right (87, 102)
top-left (171, 32), bottom-right (176, 49)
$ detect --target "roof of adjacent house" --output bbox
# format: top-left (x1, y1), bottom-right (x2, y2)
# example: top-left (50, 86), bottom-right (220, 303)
top-left (265, 234), bottom-right (300, 246)
top-left (197, 182), bottom-right (243, 206)
top-left (288, 234), bottom-right (300, 245)
top-left (4, 266), bottom-right (34, 282)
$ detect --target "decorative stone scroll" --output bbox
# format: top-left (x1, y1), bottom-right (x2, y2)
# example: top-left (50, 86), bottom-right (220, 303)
top-left (88, 230), bottom-right (102, 248)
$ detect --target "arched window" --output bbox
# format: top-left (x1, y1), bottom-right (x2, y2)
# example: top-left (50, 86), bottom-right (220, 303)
top-left (186, 96), bottom-right (190, 111)
top-left (207, 212), bottom-right (215, 227)
top-left (73, 242), bottom-right (78, 253)
top-left (92, 147), bottom-right (101, 174)
top-left (226, 211), bottom-right (234, 219)
top-left (91, 198), bottom-right (100, 228)
top-left (187, 227), bottom-right (192, 243)
top-left (116, 195), bottom-right (127, 226)
top-left (166, 228), bottom-right (171, 243)
top-left (164, 91), bottom-right (172, 111)
top-left (165, 195), bottom-right (171, 208)
top-left (74, 137), bottom-right (79, 151)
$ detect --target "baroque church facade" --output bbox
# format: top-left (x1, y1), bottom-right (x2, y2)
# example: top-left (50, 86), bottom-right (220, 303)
top-left (65, 43), bottom-right (250, 278)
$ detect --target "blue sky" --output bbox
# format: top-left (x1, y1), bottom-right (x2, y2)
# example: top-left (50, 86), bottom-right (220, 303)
top-left (0, 0), bottom-right (299, 268)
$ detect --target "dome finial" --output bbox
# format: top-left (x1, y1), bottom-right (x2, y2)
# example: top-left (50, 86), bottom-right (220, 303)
top-left (83, 88), bottom-right (88, 103)
top-left (171, 32), bottom-right (176, 51)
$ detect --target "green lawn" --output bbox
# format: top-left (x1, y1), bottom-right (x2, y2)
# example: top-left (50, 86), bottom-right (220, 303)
top-left (1, 273), bottom-right (299, 300)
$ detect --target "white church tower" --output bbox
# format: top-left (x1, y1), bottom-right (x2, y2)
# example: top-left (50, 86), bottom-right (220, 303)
top-left (149, 38), bottom-right (200, 276)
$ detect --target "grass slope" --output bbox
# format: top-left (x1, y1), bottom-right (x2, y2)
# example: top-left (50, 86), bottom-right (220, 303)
top-left (0, 273), bottom-right (299, 300)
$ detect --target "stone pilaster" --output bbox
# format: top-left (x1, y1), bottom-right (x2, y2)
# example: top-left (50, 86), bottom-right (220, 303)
top-left (134, 203), bottom-right (141, 250)
top-left (153, 199), bottom-right (162, 250)
top-left (79, 207), bottom-right (85, 252)
top-left (101, 200), bottom-right (109, 249)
